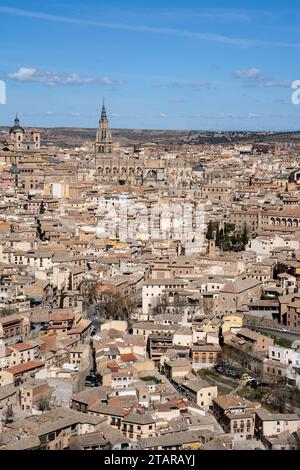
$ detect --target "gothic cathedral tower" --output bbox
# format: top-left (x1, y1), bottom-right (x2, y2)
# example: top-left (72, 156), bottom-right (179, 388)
top-left (95, 102), bottom-right (112, 158)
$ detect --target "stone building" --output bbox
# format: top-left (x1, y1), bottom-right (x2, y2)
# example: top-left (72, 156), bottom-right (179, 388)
top-left (93, 103), bottom-right (194, 188)
top-left (1, 115), bottom-right (40, 153)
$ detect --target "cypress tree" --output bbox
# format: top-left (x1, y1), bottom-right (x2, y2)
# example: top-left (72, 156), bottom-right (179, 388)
top-left (206, 221), bottom-right (213, 240)
top-left (216, 224), bottom-right (221, 248)
top-left (241, 224), bottom-right (249, 246)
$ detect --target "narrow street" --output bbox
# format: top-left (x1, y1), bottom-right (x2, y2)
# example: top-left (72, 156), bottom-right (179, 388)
top-left (243, 323), bottom-right (300, 343)
top-left (76, 341), bottom-right (92, 393)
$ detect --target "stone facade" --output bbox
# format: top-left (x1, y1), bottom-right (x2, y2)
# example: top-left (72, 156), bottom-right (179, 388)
top-left (1, 115), bottom-right (40, 153)
top-left (93, 104), bottom-right (194, 188)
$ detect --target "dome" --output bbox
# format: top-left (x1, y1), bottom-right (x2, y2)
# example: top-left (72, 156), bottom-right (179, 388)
top-left (9, 114), bottom-right (24, 134)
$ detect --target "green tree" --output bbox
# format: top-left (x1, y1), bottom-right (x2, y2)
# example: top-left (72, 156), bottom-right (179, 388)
top-left (241, 224), bottom-right (249, 246)
top-left (39, 201), bottom-right (45, 214)
top-left (37, 396), bottom-right (51, 412)
top-left (206, 221), bottom-right (213, 240)
top-left (59, 291), bottom-right (66, 309)
top-left (222, 238), bottom-right (232, 251)
top-left (224, 223), bottom-right (235, 234)
top-left (216, 224), bottom-right (221, 248)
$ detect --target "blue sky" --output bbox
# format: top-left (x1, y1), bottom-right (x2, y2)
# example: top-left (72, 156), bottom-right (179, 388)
top-left (0, 0), bottom-right (300, 131)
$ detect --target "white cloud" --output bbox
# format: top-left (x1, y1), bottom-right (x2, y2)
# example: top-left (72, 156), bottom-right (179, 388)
top-left (244, 79), bottom-right (292, 89)
top-left (24, 111), bottom-right (83, 117)
top-left (234, 68), bottom-right (292, 89)
top-left (234, 68), bottom-right (263, 79)
top-left (7, 67), bottom-right (124, 86)
top-left (263, 80), bottom-right (292, 88)
top-left (2, 6), bottom-right (300, 48)
top-left (8, 67), bottom-right (37, 81)
top-left (111, 113), bottom-right (141, 119)
top-left (171, 81), bottom-right (210, 89)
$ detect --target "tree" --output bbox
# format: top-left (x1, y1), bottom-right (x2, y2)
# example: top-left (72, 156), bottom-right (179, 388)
top-left (152, 294), bottom-right (168, 315)
top-left (96, 289), bottom-right (136, 324)
top-left (37, 395), bottom-right (51, 412)
top-left (219, 350), bottom-right (236, 369)
top-left (218, 326), bottom-right (224, 347)
top-left (216, 224), bottom-right (221, 248)
top-left (222, 238), bottom-right (232, 252)
top-left (206, 221), bottom-right (213, 240)
top-left (36, 218), bottom-right (47, 241)
top-left (39, 201), bottom-right (45, 214)
top-left (3, 404), bottom-right (13, 424)
top-left (59, 291), bottom-right (66, 309)
top-left (81, 281), bottom-right (137, 327)
top-left (241, 225), bottom-right (249, 247)
top-left (224, 223), bottom-right (235, 234)
top-left (68, 273), bottom-right (72, 291)
top-left (79, 280), bottom-right (98, 303)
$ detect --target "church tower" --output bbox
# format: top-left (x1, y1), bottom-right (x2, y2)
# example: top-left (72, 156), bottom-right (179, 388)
top-left (95, 102), bottom-right (112, 157)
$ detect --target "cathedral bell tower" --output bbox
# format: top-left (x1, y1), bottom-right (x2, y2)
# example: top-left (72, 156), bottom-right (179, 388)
top-left (95, 101), bottom-right (112, 157)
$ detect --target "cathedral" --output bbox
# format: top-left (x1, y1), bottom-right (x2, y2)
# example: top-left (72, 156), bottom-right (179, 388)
top-left (93, 103), bottom-right (194, 189)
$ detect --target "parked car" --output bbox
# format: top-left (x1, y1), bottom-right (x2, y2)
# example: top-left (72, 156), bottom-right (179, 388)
top-left (84, 373), bottom-right (100, 387)
top-left (247, 379), bottom-right (258, 389)
top-left (84, 376), bottom-right (97, 387)
top-left (247, 379), bottom-right (269, 388)
top-left (63, 363), bottom-right (79, 373)
top-left (241, 373), bottom-right (254, 382)
top-left (226, 370), bottom-right (240, 379)
top-left (214, 365), bottom-right (240, 379)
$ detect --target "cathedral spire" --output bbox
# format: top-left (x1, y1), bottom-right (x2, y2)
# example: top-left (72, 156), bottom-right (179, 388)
top-left (101, 98), bottom-right (108, 121)
top-left (95, 101), bottom-right (112, 156)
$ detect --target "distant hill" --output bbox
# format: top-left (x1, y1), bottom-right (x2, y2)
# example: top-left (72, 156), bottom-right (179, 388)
top-left (1, 126), bottom-right (300, 148)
